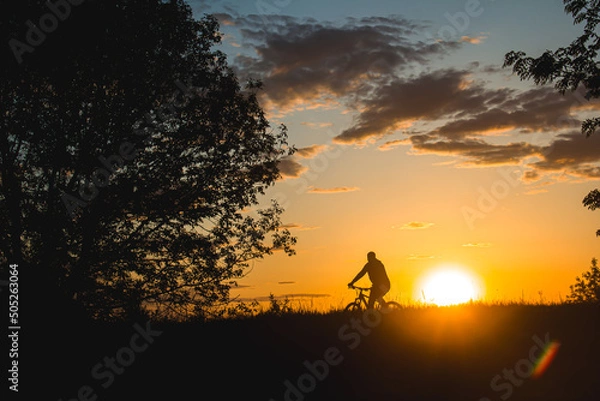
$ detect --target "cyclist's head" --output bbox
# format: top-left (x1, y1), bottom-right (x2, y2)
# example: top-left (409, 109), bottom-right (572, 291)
top-left (367, 251), bottom-right (376, 261)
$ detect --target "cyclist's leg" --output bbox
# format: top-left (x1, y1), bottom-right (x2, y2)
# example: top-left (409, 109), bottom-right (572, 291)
top-left (369, 286), bottom-right (383, 309)
top-left (374, 283), bottom-right (391, 307)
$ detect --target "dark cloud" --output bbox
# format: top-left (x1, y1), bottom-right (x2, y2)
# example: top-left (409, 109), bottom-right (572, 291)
top-left (410, 137), bottom-right (542, 166)
top-left (222, 14), bottom-right (461, 110)
top-left (277, 144), bottom-right (329, 179)
top-left (334, 72), bottom-right (582, 144)
top-left (334, 69), bottom-right (513, 143)
top-left (341, 70), bottom-right (599, 170)
top-left (410, 129), bottom-right (600, 177)
top-left (378, 138), bottom-right (411, 151)
top-left (228, 282), bottom-right (253, 289)
top-left (215, 12), bottom-right (600, 181)
top-left (279, 223), bottom-right (320, 231)
top-left (531, 131), bottom-right (600, 179)
top-left (295, 144), bottom-right (328, 158)
top-left (406, 129), bottom-right (600, 178)
top-left (278, 157), bottom-right (307, 178)
top-left (522, 170), bottom-right (541, 182)
top-left (431, 88), bottom-right (579, 139)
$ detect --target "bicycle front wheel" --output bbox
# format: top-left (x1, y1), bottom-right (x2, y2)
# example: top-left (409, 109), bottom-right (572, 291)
top-left (344, 301), bottom-right (362, 312)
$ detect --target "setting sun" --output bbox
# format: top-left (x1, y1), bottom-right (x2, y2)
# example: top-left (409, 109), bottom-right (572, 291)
top-left (416, 267), bottom-right (483, 306)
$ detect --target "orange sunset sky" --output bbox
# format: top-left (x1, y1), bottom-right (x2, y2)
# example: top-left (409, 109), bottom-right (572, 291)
top-left (189, 0), bottom-right (600, 306)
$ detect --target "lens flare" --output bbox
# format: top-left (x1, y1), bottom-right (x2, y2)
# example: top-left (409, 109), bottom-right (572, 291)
top-left (531, 341), bottom-right (561, 379)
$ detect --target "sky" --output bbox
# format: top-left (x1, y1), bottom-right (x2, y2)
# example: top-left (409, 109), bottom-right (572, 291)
top-left (187, 0), bottom-right (600, 307)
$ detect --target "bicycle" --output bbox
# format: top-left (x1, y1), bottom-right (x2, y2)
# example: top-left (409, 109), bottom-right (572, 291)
top-left (345, 285), bottom-right (401, 312)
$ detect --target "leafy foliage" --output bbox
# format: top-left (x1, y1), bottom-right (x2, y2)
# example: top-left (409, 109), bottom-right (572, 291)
top-left (567, 258), bottom-right (600, 303)
top-left (504, 0), bottom-right (600, 236)
top-left (265, 293), bottom-right (294, 316)
top-left (0, 0), bottom-right (296, 321)
top-left (504, 0), bottom-right (600, 137)
top-left (583, 189), bottom-right (600, 236)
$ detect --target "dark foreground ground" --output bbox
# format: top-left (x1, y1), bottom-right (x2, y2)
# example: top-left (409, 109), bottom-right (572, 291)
top-left (19, 304), bottom-right (600, 400)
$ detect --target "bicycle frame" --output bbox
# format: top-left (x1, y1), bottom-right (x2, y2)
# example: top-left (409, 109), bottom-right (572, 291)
top-left (346, 286), bottom-right (400, 312)
top-left (351, 286), bottom-right (377, 308)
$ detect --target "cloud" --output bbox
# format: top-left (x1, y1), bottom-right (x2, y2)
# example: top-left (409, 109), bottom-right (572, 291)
top-left (409, 137), bottom-right (542, 167)
top-left (428, 87), bottom-right (581, 140)
top-left (278, 281), bottom-right (296, 285)
top-left (334, 69), bottom-right (509, 143)
top-left (530, 131), bottom-right (600, 179)
top-left (378, 138), bottom-right (411, 151)
top-left (522, 170), bottom-right (542, 182)
top-left (460, 34), bottom-right (487, 44)
top-left (220, 32), bottom-right (241, 48)
top-left (280, 223), bottom-right (320, 231)
top-left (236, 293), bottom-right (331, 302)
top-left (394, 221), bottom-right (434, 230)
top-left (407, 254), bottom-right (436, 260)
top-left (278, 157), bottom-right (308, 178)
top-left (295, 144), bottom-right (328, 158)
top-left (462, 242), bottom-right (492, 248)
top-left (227, 14), bottom-right (462, 112)
top-left (228, 282), bottom-right (253, 289)
top-left (220, 11), bottom-right (600, 182)
top-left (354, 78), bottom-right (600, 170)
top-left (278, 293), bottom-right (330, 299)
top-left (570, 166), bottom-right (600, 179)
top-left (334, 70), bottom-right (587, 145)
top-left (301, 122), bottom-right (334, 129)
top-left (212, 13), bottom-right (236, 26)
top-left (307, 186), bottom-right (360, 194)
top-left (277, 144), bottom-right (329, 179)
top-left (410, 126), bottom-right (600, 185)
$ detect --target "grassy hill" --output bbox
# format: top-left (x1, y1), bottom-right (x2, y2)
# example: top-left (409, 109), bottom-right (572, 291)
top-left (32, 303), bottom-right (599, 401)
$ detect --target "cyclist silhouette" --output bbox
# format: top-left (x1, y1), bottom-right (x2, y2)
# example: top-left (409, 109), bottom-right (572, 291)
top-left (348, 251), bottom-right (391, 309)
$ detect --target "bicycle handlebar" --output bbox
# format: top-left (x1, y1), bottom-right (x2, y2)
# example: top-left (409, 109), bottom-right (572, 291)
top-left (349, 285), bottom-right (371, 291)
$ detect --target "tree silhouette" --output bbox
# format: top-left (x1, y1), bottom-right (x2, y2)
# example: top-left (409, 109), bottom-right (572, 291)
top-left (583, 189), bottom-right (600, 236)
top-left (567, 258), bottom-right (600, 303)
top-left (503, 0), bottom-right (600, 236)
top-left (0, 0), bottom-right (296, 321)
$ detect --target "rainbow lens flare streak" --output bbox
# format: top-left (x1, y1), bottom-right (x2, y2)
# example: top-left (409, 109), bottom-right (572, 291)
top-left (531, 341), bottom-right (561, 379)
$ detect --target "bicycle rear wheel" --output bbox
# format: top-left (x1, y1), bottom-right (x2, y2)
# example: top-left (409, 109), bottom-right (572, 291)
top-left (382, 301), bottom-right (401, 310)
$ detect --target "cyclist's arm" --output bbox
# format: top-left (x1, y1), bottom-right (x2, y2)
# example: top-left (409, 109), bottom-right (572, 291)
top-left (348, 264), bottom-right (368, 286)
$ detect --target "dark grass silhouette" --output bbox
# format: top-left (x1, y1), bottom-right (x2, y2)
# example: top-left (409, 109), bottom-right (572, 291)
top-left (31, 303), bottom-right (600, 401)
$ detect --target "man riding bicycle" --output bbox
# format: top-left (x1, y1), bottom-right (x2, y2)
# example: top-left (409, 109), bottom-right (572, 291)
top-left (348, 251), bottom-right (391, 309)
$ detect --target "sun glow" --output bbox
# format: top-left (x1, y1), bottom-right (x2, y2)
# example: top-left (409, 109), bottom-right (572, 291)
top-left (416, 266), bottom-right (483, 306)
